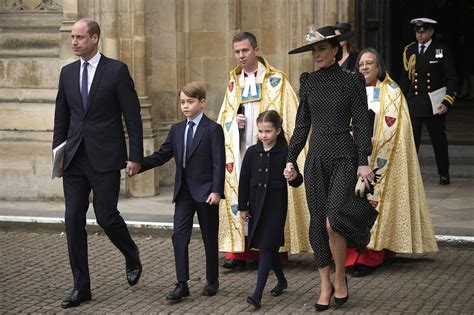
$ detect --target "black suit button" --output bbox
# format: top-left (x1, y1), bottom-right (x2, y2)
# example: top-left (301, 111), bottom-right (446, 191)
top-left (265, 168), bottom-right (268, 172)
top-left (263, 184), bottom-right (267, 188)
top-left (427, 73), bottom-right (431, 77)
top-left (259, 153), bottom-right (263, 157)
top-left (258, 168), bottom-right (262, 172)
top-left (267, 153), bottom-right (270, 157)
top-left (415, 92), bottom-right (418, 95)
top-left (258, 183), bottom-right (261, 187)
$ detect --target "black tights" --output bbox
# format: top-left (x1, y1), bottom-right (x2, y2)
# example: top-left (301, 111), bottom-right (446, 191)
top-left (251, 249), bottom-right (286, 302)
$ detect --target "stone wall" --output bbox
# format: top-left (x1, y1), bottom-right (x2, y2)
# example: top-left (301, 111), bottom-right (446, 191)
top-left (0, 0), bottom-right (65, 200)
top-left (0, 0), bottom-right (355, 200)
top-left (145, 0), bottom-right (355, 186)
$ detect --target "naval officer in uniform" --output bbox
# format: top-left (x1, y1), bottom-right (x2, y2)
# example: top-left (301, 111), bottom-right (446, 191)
top-left (400, 18), bottom-right (457, 185)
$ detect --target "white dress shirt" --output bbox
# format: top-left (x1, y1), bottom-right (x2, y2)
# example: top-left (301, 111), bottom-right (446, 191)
top-left (79, 51), bottom-right (101, 93)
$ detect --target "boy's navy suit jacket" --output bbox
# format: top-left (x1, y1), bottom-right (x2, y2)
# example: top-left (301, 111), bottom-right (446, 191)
top-left (141, 114), bottom-right (225, 202)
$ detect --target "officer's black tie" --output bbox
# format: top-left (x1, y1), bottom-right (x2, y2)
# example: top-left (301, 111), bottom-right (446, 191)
top-left (420, 45), bottom-right (425, 55)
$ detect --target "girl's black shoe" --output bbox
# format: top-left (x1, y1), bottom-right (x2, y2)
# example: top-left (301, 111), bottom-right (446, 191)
top-left (270, 279), bottom-right (288, 297)
top-left (314, 284), bottom-right (334, 312)
top-left (334, 276), bottom-right (349, 308)
top-left (246, 296), bottom-right (261, 309)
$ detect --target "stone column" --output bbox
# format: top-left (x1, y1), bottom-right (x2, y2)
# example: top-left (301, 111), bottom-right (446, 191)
top-left (143, 0), bottom-right (182, 189)
top-left (99, 0), bottom-right (119, 59)
top-left (59, 0), bottom-right (79, 60)
top-left (127, 0), bottom-right (157, 197)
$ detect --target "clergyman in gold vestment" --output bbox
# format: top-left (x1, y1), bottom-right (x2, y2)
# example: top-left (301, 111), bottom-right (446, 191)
top-left (218, 32), bottom-right (311, 268)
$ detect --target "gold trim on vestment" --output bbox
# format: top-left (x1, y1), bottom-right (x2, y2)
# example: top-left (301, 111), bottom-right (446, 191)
top-left (217, 57), bottom-right (312, 254)
top-left (367, 75), bottom-right (438, 253)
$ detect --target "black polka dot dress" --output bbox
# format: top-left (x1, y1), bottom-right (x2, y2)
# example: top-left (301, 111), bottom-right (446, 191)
top-left (287, 63), bottom-right (378, 269)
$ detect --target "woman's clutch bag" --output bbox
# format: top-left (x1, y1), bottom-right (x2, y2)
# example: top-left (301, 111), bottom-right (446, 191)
top-left (355, 177), bottom-right (366, 198)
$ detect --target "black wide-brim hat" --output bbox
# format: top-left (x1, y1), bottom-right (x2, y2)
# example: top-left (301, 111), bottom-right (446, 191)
top-left (288, 25), bottom-right (355, 55)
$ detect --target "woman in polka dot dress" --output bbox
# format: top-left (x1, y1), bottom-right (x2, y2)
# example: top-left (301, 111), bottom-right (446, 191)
top-left (286, 26), bottom-right (378, 311)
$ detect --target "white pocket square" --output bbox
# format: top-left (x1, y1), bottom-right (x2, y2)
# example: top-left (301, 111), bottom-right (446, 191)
top-left (429, 60), bottom-right (439, 64)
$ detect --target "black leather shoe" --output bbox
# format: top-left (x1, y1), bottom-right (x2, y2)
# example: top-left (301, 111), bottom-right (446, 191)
top-left (352, 264), bottom-right (375, 277)
top-left (439, 175), bottom-right (450, 185)
top-left (202, 280), bottom-right (219, 296)
top-left (270, 279), bottom-right (288, 297)
top-left (314, 284), bottom-right (334, 312)
top-left (246, 295), bottom-right (261, 309)
top-left (334, 276), bottom-right (349, 308)
top-left (61, 290), bottom-right (91, 308)
top-left (166, 283), bottom-right (190, 303)
top-left (126, 260), bottom-right (142, 286)
top-left (222, 259), bottom-right (247, 270)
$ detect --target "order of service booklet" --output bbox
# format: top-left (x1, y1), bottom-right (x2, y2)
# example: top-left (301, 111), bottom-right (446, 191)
top-left (51, 141), bottom-right (67, 179)
top-left (428, 86), bottom-right (447, 115)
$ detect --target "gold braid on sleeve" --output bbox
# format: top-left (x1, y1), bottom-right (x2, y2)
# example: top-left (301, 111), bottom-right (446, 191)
top-left (403, 45), bottom-right (416, 83)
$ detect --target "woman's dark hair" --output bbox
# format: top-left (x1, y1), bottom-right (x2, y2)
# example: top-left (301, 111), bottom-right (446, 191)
top-left (256, 110), bottom-right (287, 146)
top-left (356, 48), bottom-right (387, 82)
top-left (337, 28), bottom-right (358, 53)
top-left (321, 38), bottom-right (343, 62)
top-left (346, 36), bottom-right (359, 54)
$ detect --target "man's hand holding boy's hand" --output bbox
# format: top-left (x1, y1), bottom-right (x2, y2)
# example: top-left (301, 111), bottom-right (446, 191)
top-left (206, 193), bottom-right (221, 205)
top-left (126, 161), bottom-right (141, 177)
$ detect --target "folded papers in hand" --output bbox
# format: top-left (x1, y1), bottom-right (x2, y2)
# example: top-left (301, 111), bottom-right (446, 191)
top-left (52, 141), bottom-right (66, 179)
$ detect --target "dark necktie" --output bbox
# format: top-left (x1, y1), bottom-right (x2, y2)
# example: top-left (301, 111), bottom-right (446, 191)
top-left (185, 121), bottom-right (195, 167)
top-left (420, 45), bottom-right (425, 55)
top-left (81, 62), bottom-right (89, 110)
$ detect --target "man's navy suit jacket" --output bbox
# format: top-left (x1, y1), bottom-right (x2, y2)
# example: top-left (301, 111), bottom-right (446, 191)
top-left (53, 54), bottom-right (144, 172)
top-left (141, 114), bottom-right (225, 203)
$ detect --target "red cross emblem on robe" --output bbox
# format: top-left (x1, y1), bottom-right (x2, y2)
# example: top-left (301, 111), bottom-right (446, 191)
top-left (385, 116), bottom-right (396, 127)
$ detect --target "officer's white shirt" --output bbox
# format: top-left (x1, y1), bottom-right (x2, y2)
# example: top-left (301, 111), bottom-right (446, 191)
top-left (418, 39), bottom-right (432, 54)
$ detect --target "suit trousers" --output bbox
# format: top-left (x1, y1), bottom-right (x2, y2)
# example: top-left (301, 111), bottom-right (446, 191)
top-left (173, 174), bottom-right (219, 283)
top-left (411, 114), bottom-right (450, 176)
top-left (63, 141), bottom-right (139, 291)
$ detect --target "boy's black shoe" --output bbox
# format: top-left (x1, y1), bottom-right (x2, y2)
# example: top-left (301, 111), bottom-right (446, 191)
top-left (61, 290), bottom-right (92, 308)
top-left (166, 283), bottom-right (190, 303)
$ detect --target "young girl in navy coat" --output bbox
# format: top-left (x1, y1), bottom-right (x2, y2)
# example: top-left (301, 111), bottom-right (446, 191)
top-left (238, 110), bottom-right (303, 309)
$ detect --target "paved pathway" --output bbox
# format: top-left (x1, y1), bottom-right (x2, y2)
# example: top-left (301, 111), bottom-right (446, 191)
top-left (1, 230), bottom-right (473, 314)
top-left (1, 177), bottom-right (473, 236)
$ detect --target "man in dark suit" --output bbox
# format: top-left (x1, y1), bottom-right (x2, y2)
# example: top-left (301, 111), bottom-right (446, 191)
top-left (139, 81), bottom-right (225, 303)
top-left (52, 18), bottom-right (143, 308)
top-left (400, 18), bottom-right (457, 185)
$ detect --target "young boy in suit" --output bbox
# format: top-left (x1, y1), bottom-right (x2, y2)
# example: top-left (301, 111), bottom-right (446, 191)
top-left (139, 81), bottom-right (225, 303)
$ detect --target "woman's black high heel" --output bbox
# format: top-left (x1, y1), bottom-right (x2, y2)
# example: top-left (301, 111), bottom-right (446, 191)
top-left (334, 276), bottom-right (349, 308)
top-left (314, 284), bottom-right (335, 312)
